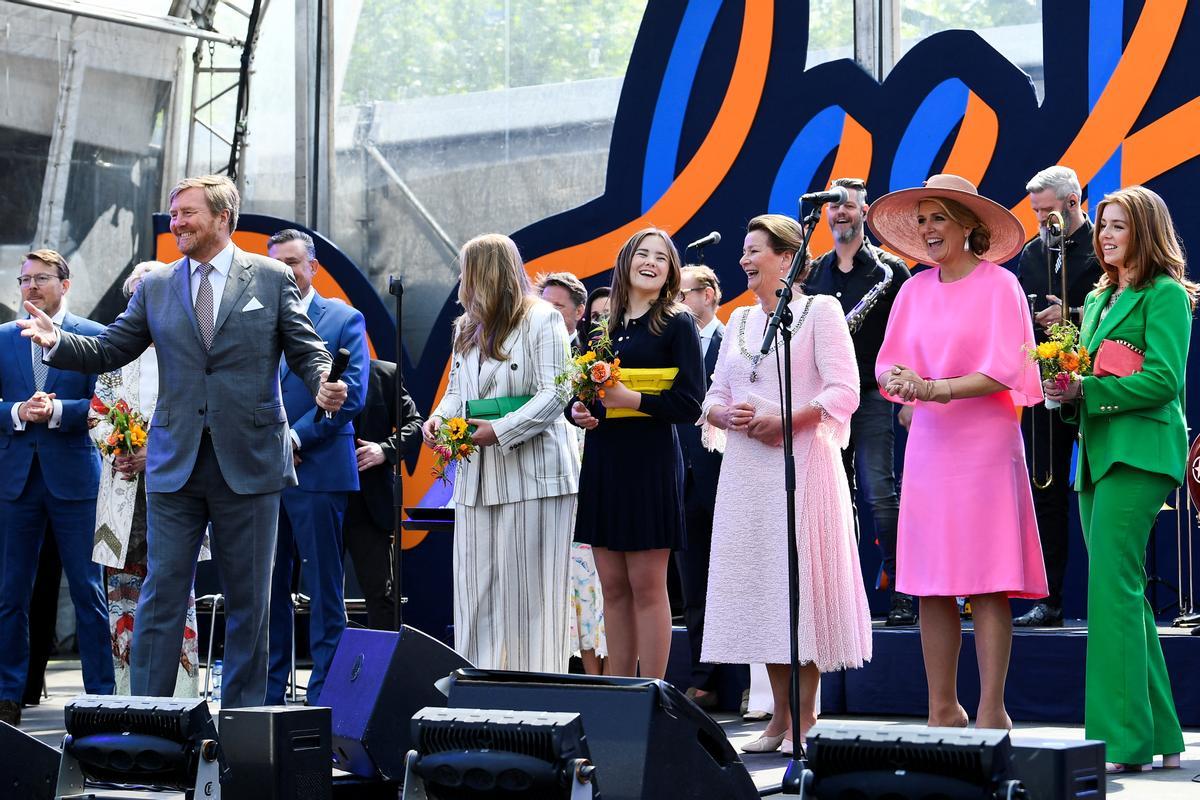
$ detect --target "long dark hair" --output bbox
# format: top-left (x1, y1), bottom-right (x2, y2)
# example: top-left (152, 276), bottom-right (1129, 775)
top-left (581, 285), bottom-right (611, 345)
top-left (607, 228), bottom-right (686, 336)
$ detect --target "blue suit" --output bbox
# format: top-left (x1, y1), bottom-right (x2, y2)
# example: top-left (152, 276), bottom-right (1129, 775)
top-left (0, 313), bottom-right (114, 700)
top-left (267, 292), bottom-right (368, 704)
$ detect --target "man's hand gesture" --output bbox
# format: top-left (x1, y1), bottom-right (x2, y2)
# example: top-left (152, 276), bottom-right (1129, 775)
top-left (17, 301), bottom-right (58, 349)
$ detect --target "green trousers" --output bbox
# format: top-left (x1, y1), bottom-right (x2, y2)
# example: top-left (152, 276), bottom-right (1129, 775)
top-left (1078, 463), bottom-right (1184, 764)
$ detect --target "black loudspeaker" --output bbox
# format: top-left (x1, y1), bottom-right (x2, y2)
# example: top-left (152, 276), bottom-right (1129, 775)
top-left (805, 723), bottom-right (1021, 800)
top-left (446, 669), bottom-right (758, 800)
top-left (1010, 739), bottom-right (1105, 800)
top-left (219, 706), bottom-right (332, 800)
top-left (318, 626), bottom-right (472, 780)
top-left (0, 721), bottom-right (59, 800)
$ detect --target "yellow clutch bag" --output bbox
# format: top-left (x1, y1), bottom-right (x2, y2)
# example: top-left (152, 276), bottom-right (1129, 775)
top-left (607, 367), bottom-right (679, 418)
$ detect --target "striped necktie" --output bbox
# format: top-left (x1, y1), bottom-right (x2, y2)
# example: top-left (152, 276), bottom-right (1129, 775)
top-left (32, 338), bottom-right (49, 392)
top-left (195, 262), bottom-right (215, 350)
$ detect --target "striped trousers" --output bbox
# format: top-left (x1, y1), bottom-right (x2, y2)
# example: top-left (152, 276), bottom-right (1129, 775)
top-left (453, 494), bottom-right (575, 673)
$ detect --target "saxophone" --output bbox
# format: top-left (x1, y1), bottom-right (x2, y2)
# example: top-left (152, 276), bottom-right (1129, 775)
top-left (844, 246), bottom-right (894, 334)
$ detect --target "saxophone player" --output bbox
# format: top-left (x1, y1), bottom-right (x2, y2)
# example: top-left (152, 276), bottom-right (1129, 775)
top-left (1013, 166), bottom-right (1103, 628)
top-left (803, 177), bottom-right (914, 625)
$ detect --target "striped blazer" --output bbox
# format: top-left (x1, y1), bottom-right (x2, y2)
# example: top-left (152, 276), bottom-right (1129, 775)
top-left (433, 301), bottom-right (578, 507)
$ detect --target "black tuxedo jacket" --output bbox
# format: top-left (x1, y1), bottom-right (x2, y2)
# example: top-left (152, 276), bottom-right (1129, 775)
top-left (352, 359), bottom-right (422, 531)
top-left (676, 326), bottom-right (723, 513)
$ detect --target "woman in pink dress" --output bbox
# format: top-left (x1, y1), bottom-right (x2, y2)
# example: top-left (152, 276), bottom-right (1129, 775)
top-left (702, 214), bottom-right (872, 755)
top-left (868, 174), bottom-right (1047, 730)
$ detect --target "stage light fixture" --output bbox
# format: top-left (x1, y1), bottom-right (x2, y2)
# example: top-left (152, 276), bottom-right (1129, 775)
top-left (400, 708), bottom-right (597, 800)
top-left (55, 695), bottom-right (223, 799)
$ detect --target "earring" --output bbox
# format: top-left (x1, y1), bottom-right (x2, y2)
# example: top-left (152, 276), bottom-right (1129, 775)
top-left (962, 230), bottom-right (972, 252)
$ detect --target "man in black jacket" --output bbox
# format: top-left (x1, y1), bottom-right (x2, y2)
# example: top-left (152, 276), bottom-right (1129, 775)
top-left (348, 359), bottom-right (422, 630)
top-left (1014, 166), bottom-right (1102, 628)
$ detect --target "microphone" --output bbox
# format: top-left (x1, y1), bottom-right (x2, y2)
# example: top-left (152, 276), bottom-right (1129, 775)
top-left (685, 231), bottom-right (721, 250)
top-left (800, 186), bottom-right (850, 206)
top-left (320, 347), bottom-right (351, 421)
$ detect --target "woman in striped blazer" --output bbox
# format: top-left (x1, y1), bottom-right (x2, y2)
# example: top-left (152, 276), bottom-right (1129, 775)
top-left (423, 234), bottom-right (578, 673)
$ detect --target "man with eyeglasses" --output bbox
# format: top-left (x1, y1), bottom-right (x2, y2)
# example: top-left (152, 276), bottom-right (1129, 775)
top-left (803, 178), bottom-right (915, 626)
top-left (0, 249), bottom-right (112, 726)
top-left (674, 264), bottom-right (724, 708)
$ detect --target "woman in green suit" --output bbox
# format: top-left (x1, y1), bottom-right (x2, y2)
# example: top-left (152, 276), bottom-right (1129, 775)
top-left (1046, 185), bottom-right (1196, 772)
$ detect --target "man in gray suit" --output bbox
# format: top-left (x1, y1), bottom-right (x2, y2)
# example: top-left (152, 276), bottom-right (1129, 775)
top-left (20, 175), bottom-right (348, 708)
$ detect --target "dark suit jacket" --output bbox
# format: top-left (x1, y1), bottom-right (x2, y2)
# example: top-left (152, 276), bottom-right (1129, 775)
top-left (0, 313), bottom-right (103, 501)
top-left (676, 325), bottom-right (723, 514)
top-left (353, 359), bottom-right (422, 531)
top-left (49, 247), bottom-right (332, 495)
top-left (281, 292), bottom-right (369, 493)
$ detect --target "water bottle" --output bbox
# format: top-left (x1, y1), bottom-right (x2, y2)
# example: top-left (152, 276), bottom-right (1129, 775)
top-left (211, 659), bottom-right (223, 701)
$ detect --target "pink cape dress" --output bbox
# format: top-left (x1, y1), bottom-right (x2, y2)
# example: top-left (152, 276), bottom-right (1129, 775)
top-left (700, 295), bottom-right (873, 670)
top-left (875, 261), bottom-right (1048, 599)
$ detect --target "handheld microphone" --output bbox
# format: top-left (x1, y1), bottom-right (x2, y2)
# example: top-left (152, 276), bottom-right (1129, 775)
top-left (320, 347), bottom-right (351, 421)
top-left (685, 231), bottom-right (721, 250)
top-left (800, 186), bottom-right (850, 206)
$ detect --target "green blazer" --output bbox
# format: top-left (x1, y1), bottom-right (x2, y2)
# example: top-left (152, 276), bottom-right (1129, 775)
top-left (1063, 275), bottom-right (1192, 489)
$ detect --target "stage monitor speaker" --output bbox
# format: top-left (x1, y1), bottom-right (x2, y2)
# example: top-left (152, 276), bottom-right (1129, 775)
top-left (445, 668), bottom-right (758, 800)
top-left (219, 706), bottom-right (332, 800)
top-left (318, 626), bottom-right (472, 780)
top-left (0, 720), bottom-right (59, 800)
top-left (805, 722), bottom-right (1021, 800)
top-left (1010, 738), bottom-right (1105, 800)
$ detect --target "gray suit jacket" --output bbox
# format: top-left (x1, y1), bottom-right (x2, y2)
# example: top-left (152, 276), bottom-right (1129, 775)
top-left (49, 247), bottom-right (332, 495)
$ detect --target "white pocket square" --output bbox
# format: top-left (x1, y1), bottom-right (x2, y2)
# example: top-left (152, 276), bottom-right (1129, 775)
top-left (242, 297), bottom-right (264, 312)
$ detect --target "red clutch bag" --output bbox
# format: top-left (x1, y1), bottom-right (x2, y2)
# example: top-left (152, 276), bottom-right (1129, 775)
top-left (1093, 339), bottom-right (1145, 377)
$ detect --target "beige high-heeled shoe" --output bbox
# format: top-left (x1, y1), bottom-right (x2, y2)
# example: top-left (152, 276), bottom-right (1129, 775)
top-left (741, 732), bottom-right (785, 754)
top-left (1161, 753), bottom-right (1182, 769)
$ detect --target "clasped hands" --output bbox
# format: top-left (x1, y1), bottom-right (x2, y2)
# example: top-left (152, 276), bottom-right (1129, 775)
top-left (114, 448), bottom-right (146, 481)
top-left (19, 391), bottom-right (56, 423)
top-left (713, 403), bottom-right (786, 447)
top-left (883, 365), bottom-right (951, 404)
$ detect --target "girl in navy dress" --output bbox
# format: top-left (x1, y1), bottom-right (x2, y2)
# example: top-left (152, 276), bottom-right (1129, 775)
top-left (571, 228), bottom-right (704, 678)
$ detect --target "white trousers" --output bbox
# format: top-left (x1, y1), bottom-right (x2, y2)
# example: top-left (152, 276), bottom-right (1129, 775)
top-left (453, 494), bottom-right (575, 673)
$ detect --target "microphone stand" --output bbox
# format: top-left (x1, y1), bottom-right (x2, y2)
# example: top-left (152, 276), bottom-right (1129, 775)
top-left (687, 243), bottom-right (708, 265)
top-left (388, 275), bottom-right (406, 630)
top-left (758, 202), bottom-right (823, 793)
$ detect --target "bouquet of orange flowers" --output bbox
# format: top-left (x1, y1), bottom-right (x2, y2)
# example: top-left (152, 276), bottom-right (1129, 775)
top-left (556, 323), bottom-right (621, 404)
top-left (431, 416), bottom-right (477, 484)
top-left (90, 397), bottom-right (149, 456)
top-left (1026, 320), bottom-right (1091, 409)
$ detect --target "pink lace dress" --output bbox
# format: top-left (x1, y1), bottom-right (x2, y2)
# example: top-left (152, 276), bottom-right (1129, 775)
top-left (875, 261), bottom-right (1047, 599)
top-left (700, 295), bottom-right (873, 670)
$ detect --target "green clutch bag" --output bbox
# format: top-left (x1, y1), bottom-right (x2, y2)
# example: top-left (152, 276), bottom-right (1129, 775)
top-left (465, 395), bottom-right (533, 422)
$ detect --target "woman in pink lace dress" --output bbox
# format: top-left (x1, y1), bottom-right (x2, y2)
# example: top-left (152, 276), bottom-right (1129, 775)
top-left (868, 174), bottom-right (1046, 730)
top-left (702, 214), bottom-right (873, 755)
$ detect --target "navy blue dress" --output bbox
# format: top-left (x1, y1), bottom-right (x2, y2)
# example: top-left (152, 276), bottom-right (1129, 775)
top-left (574, 310), bottom-right (705, 551)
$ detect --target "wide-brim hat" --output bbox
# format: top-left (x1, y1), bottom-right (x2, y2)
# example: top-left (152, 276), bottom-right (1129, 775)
top-left (866, 174), bottom-right (1026, 266)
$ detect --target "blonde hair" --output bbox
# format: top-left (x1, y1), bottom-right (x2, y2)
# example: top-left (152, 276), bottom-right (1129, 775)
top-left (746, 214), bottom-right (814, 283)
top-left (919, 197), bottom-right (992, 256)
top-left (453, 234), bottom-right (537, 359)
top-left (123, 261), bottom-right (167, 298)
top-left (681, 264), bottom-right (722, 305)
top-left (169, 174), bottom-right (240, 233)
top-left (1093, 185), bottom-right (1198, 308)
top-left (608, 228), bottom-right (685, 337)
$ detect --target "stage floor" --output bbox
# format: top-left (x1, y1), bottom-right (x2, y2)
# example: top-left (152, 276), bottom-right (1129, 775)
top-left (14, 659), bottom-right (1200, 799)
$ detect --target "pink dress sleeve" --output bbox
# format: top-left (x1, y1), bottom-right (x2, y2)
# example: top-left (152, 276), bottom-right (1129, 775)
top-left (700, 308), bottom-right (738, 452)
top-left (809, 296), bottom-right (861, 447)
top-left (874, 278), bottom-right (917, 404)
top-left (974, 264), bottom-right (1044, 407)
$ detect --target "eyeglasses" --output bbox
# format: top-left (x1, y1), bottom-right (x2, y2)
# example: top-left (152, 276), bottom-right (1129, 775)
top-left (676, 287), bottom-right (706, 302)
top-left (17, 274), bottom-right (61, 288)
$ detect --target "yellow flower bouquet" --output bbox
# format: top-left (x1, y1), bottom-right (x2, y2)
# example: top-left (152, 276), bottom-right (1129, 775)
top-left (1025, 321), bottom-right (1091, 409)
top-left (431, 416), bottom-right (477, 484)
top-left (90, 396), bottom-right (148, 457)
top-left (556, 323), bottom-right (621, 405)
